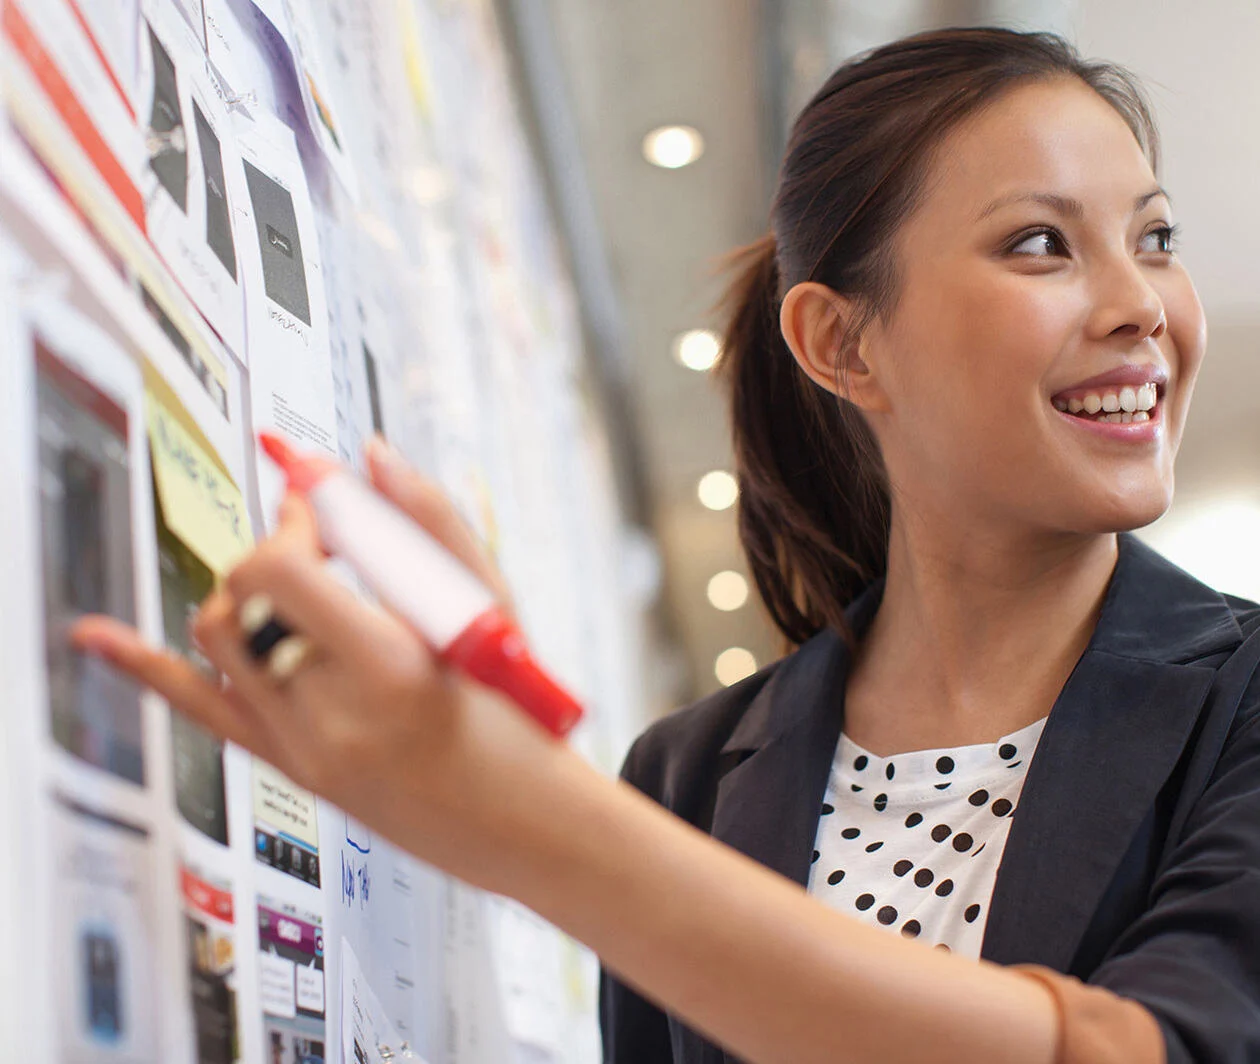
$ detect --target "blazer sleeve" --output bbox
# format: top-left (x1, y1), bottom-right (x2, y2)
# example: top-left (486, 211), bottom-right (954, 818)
top-left (1039, 694), bottom-right (1260, 1063)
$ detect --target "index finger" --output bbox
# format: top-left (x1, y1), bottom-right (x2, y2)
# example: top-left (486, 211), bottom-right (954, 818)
top-left (70, 615), bottom-right (274, 758)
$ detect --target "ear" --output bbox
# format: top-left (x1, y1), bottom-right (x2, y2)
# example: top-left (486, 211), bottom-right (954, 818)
top-left (779, 281), bottom-right (889, 413)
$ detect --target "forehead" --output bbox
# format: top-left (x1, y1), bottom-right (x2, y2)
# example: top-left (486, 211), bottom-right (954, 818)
top-left (920, 77), bottom-right (1157, 217)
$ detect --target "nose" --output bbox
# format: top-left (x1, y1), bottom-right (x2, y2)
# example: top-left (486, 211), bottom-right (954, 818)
top-left (1086, 253), bottom-right (1167, 344)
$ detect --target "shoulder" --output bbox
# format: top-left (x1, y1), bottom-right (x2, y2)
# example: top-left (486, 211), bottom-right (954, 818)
top-left (619, 660), bottom-right (783, 818)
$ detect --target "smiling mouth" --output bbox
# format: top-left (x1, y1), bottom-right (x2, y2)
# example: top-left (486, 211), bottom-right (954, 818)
top-left (1052, 382), bottom-right (1162, 424)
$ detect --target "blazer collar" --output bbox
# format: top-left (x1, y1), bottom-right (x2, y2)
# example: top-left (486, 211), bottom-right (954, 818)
top-left (708, 533), bottom-right (1243, 976)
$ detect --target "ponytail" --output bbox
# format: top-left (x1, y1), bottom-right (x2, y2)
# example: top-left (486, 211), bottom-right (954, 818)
top-left (719, 236), bottom-right (889, 647)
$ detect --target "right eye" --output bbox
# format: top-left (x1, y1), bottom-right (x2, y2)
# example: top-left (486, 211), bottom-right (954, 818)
top-left (1008, 228), bottom-right (1068, 258)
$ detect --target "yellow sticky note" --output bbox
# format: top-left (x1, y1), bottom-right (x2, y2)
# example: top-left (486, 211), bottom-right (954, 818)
top-left (147, 394), bottom-right (252, 575)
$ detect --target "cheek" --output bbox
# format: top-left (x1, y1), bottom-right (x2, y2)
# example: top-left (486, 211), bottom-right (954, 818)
top-left (1161, 280), bottom-right (1207, 439)
top-left (888, 269), bottom-right (1083, 419)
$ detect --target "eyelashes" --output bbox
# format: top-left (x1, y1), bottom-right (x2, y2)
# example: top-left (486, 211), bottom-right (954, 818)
top-left (1003, 223), bottom-right (1181, 259)
top-left (1146, 223), bottom-right (1182, 254)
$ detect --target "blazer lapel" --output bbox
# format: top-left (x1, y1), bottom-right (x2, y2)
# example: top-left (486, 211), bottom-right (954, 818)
top-left (980, 649), bottom-right (1216, 970)
top-left (709, 626), bottom-right (852, 889)
top-left (982, 534), bottom-right (1242, 971)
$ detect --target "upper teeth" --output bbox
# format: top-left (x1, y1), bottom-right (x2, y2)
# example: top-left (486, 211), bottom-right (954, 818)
top-left (1053, 383), bottom-right (1158, 416)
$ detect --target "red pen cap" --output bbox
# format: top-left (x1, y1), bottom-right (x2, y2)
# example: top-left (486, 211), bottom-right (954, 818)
top-left (443, 608), bottom-right (584, 738)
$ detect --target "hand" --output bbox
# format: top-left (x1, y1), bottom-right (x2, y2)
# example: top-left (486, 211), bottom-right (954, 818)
top-left (71, 439), bottom-right (556, 884)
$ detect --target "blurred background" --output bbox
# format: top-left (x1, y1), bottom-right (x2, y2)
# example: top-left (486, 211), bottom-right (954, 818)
top-left (505, 0), bottom-right (1260, 714)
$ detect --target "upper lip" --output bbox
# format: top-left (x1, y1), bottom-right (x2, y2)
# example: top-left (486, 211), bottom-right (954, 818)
top-left (1052, 363), bottom-right (1169, 399)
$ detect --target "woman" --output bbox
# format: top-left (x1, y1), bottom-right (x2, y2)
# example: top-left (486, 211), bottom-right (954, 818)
top-left (74, 28), bottom-right (1260, 1064)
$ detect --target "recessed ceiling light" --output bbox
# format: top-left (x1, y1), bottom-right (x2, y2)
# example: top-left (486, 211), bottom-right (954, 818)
top-left (674, 328), bottom-right (721, 371)
top-left (643, 125), bottom-right (705, 169)
top-left (697, 470), bottom-right (738, 511)
top-left (715, 647), bottom-right (757, 686)
top-left (707, 570), bottom-right (749, 611)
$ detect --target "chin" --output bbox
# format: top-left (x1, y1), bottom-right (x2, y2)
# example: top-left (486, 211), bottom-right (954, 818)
top-left (1078, 476), bottom-right (1174, 535)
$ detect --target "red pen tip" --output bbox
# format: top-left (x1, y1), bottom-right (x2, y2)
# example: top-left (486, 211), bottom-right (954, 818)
top-left (258, 431), bottom-right (334, 494)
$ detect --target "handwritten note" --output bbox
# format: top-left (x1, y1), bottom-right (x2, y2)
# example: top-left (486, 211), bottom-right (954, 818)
top-left (147, 391), bottom-right (252, 575)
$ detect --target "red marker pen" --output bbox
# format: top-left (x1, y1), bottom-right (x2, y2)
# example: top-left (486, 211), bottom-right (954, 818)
top-left (258, 432), bottom-right (583, 738)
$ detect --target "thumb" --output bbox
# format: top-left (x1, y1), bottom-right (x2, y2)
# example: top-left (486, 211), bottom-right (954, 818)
top-left (363, 436), bottom-right (513, 610)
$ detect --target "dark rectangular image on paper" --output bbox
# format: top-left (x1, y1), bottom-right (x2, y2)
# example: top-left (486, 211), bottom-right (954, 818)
top-left (193, 100), bottom-right (237, 280)
top-left (147, 25), bottom-right (187, 211)
top-left (243, 160), bottom-right (311, 325)
top-left (157, 485), bottom-right (228, 844)
top-left (37, 342), bottom-right (145, 785)
top-left (363, 343), bottom-right (384, 435)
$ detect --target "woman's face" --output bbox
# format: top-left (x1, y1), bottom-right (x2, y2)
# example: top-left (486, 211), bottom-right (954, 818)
top-left (863, 77), bottom-right (1205, 538)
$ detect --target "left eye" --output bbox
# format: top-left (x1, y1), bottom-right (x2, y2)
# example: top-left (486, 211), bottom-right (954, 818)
top-left (1010, 230), bottom-right (1065, 257)
top-left (1139, 226), bottom-right (1176, 253)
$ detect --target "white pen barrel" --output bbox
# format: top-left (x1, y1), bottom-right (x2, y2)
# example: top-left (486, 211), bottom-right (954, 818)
top-left (309, 474), bottom-right (497, 649)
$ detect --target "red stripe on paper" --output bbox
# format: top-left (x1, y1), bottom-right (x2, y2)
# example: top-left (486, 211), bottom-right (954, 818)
top-left (3, 1), bottom-right (146, 232)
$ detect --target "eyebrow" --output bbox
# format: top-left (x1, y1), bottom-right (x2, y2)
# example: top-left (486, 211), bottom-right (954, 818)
top-left (976, 186), bottom-right (1170, 221)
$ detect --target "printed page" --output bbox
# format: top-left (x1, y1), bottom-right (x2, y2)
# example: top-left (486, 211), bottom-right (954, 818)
top-left (232, 107), bottom-right (336, 522)
top-left (140, 0), bottom-right (248, 357)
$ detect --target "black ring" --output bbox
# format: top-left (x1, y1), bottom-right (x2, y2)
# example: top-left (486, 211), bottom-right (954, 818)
top-left (247, 617), bottom-right (292, 661)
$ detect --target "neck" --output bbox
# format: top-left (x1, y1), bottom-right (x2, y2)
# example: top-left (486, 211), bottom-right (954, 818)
top-left (848, 521), bottom-right (1118, 752)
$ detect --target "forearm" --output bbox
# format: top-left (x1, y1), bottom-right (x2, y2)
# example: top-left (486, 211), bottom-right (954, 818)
top-left (436, 719), bottom-right (1060, 1064)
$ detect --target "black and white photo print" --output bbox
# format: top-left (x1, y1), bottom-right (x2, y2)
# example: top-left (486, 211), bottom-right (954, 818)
top-left (146, 25), bottom-right (187, 211)
top-left (243, 160), bottom-right (312, 326)
top-left (193, 100), bottom-right (237, 281)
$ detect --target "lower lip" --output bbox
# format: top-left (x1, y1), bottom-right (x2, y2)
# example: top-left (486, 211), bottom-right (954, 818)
top-left (1053, 401), bottom-right (1162, 442)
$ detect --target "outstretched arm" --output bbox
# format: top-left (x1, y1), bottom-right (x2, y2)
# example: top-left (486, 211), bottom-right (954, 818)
top-left (73, 442), bottom-right (1161, 1064)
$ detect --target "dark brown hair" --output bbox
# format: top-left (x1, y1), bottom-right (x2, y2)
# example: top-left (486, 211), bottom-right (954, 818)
top-left (720, 27), bottom-right (1159, 646)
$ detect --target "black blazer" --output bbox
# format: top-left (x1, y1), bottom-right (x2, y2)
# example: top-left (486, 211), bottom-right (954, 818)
top-left (600, 535), bottom-right (1260, 1064)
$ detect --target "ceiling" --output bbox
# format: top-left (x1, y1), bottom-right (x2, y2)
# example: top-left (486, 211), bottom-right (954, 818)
top-left (514, 0), bottom-right (1260, 710)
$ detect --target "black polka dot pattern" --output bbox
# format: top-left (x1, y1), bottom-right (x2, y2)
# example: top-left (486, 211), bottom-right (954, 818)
top-left (810, 713), bottom-right (1046, 958)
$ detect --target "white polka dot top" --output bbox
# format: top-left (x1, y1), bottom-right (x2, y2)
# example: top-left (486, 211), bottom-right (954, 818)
top-left (808, 714), bottom-right (1048, 958)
